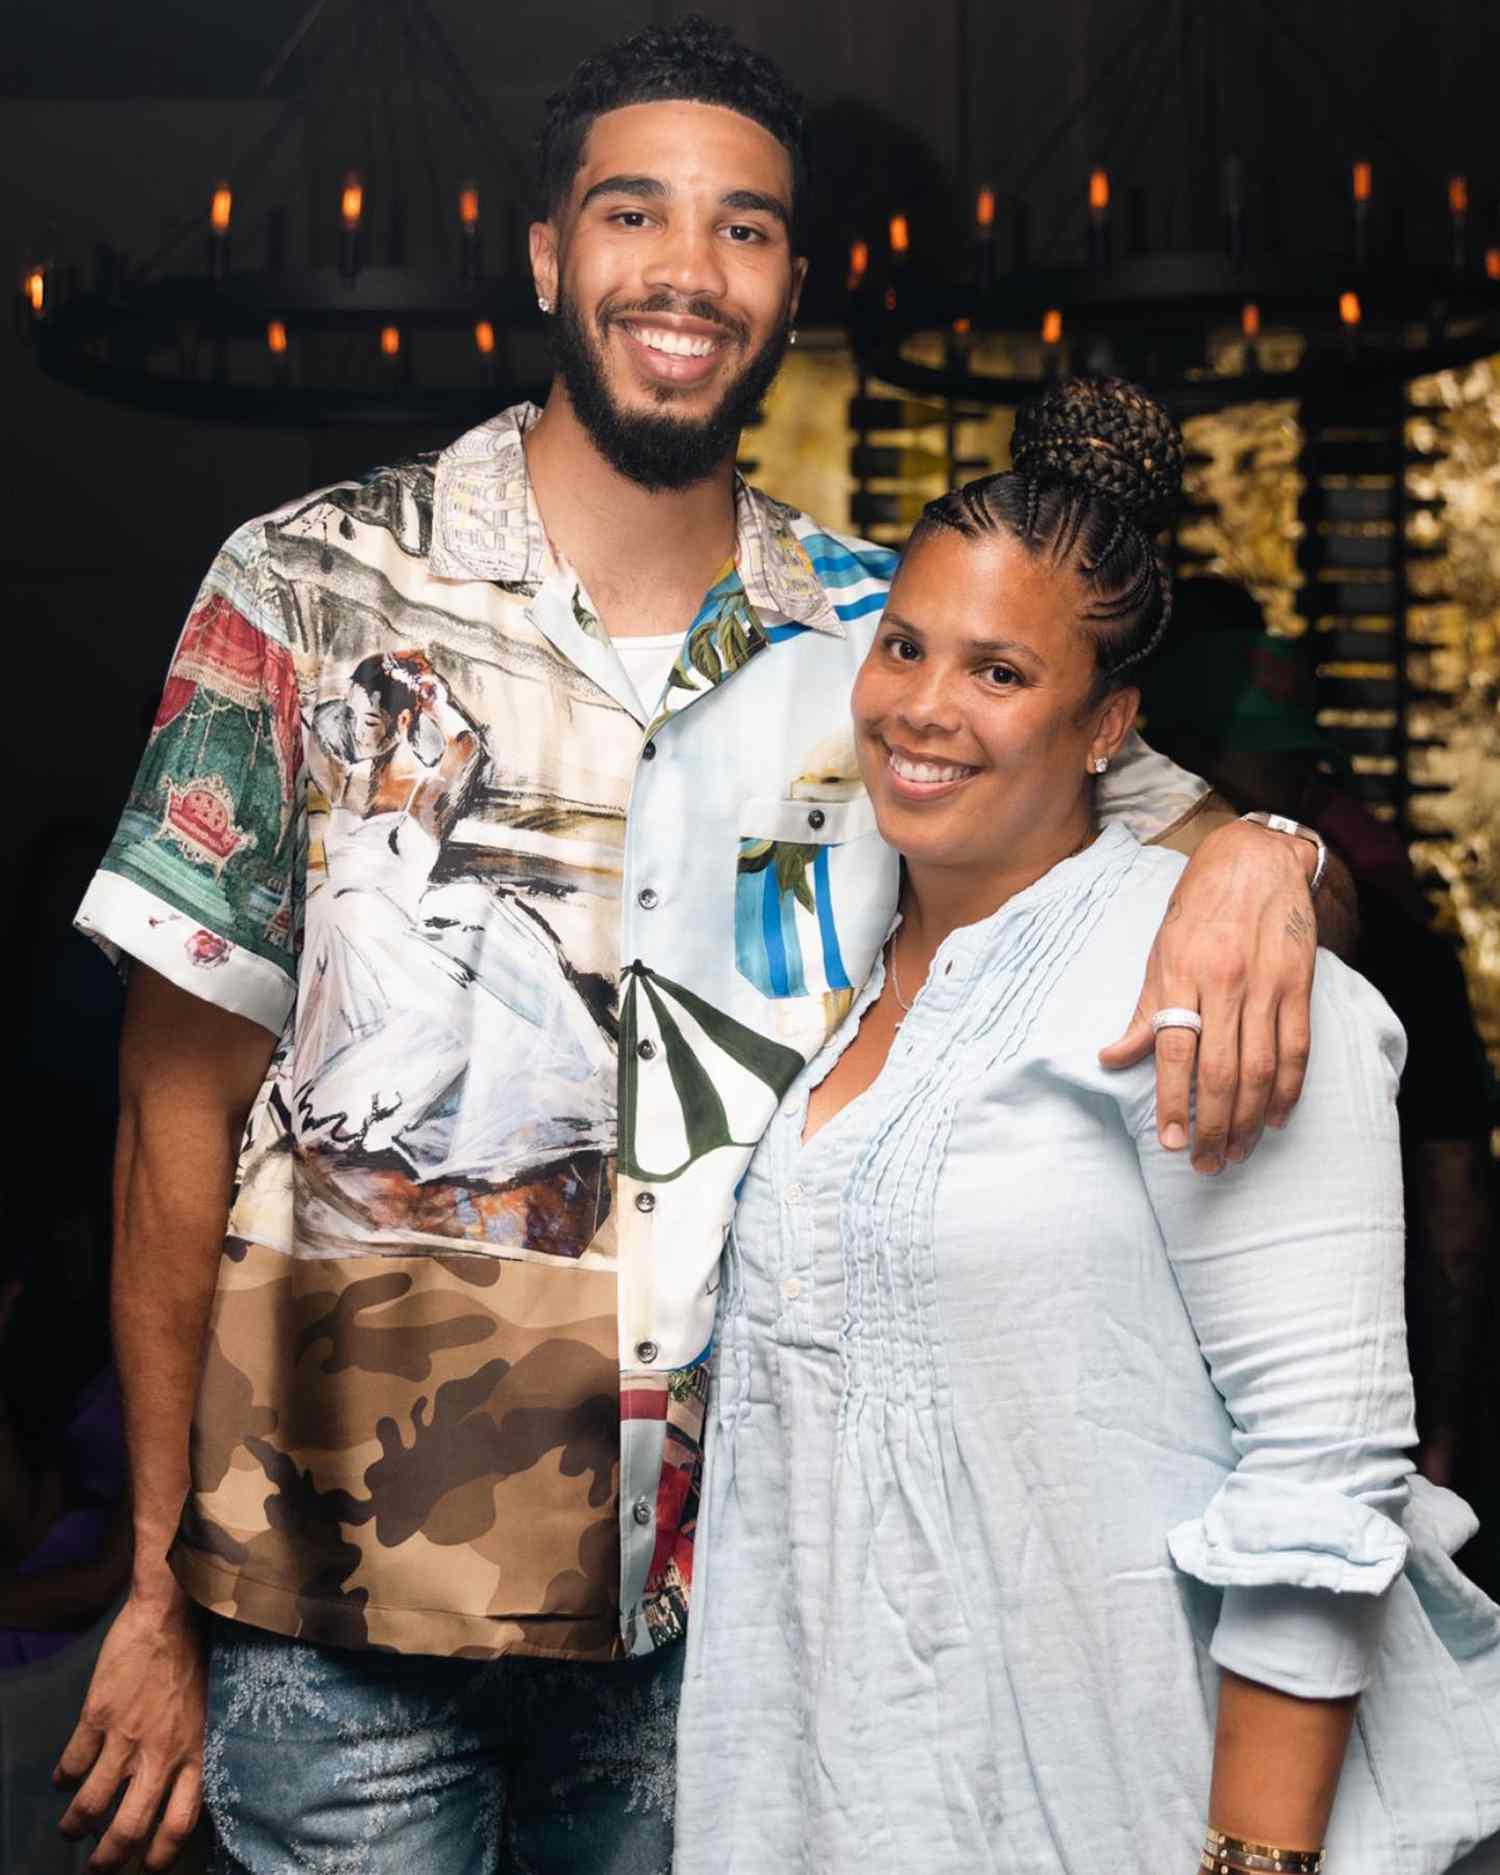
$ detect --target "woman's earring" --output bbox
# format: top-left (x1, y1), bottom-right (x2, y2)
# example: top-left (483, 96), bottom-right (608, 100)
top-left (789, 328), bottom-right (798, 347)
top-left (1092, 756), bottom-right (1109, 774)
top-left (537, 295), bottom-right (551, 314)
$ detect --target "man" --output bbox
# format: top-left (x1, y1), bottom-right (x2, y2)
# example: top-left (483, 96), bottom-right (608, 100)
top-left (56, 18), bottom-right (1345, 1873)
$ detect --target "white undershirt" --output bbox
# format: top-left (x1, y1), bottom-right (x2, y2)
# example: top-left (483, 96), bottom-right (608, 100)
top-left (611, 631), bottom-right (684, 717)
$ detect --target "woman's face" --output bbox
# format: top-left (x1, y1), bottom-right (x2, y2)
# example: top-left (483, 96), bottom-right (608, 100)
top-left (852, 527), bottom-right (1136, 883)
top-left (346, 682), bottom-right (397, 760)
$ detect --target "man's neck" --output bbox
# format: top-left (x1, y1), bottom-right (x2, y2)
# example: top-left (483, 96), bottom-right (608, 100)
top-left (523, 380), bottom-right (740, 638)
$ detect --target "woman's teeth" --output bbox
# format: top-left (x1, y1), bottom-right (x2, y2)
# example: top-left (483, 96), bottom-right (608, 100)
top-left (632, 327), bottom-right (719, 358)
top-left (889, 751), bottom-right (975, 784)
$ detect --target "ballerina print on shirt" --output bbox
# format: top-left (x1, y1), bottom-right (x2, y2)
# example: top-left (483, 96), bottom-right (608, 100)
top-left (294, 648), bottom-right (616, 1191)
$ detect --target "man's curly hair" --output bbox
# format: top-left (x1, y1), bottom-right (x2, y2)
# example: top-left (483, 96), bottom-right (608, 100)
top-left (538, 14), bottom-right (806, 232)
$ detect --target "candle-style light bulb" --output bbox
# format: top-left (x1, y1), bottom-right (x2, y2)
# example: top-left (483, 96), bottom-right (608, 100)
top-left (341, 172), bottom-right (365, 232)
top-left (266, 319), bottom-right (288, 355)
top-left (210, 183), bottom-right (233, 234)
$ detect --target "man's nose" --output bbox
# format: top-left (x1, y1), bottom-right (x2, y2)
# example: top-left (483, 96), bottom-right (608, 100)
top-left (640, 219), bottom-right (729, 302)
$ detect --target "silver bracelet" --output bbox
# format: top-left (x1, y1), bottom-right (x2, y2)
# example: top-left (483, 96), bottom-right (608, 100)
top-left (1238, 810), bottom-right (1328, 898)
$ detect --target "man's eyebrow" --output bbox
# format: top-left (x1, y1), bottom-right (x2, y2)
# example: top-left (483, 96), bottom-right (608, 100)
top-left (884, 611), bottom-right (1048, 667)
top-left (578, 174), bottom-right (668, 211)
top-left (719, 188), bottom-right (790, 229)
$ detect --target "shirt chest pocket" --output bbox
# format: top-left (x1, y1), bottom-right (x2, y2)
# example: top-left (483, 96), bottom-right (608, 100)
top-left (735, 794), bottom-right (890, 1001)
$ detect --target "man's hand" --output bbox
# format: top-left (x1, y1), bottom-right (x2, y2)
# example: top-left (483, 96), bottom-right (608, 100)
top-left (1101, 819), bottom-right (1318, 1172)
top-left (54, 1585), bottom-right (206, 1872)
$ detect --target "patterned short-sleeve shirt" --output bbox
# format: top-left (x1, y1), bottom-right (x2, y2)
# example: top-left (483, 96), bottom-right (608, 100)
top-left (78, 403), bottom-right (1207, 1661)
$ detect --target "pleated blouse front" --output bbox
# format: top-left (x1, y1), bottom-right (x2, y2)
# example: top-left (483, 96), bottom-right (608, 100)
top-left (674, 825), bottom-right (1500, 1875)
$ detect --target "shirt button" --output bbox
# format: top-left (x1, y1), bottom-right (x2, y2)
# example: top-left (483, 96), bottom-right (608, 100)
top-left (637, 887), bottom-right (658, 910)
top-left (632, 1497), bottom-right (653, 1526)
top-left (782, 1181), bottom-right (804, 1205)
top-left (807, 808), bottom-right (826, 831)
top-left (641, 740), bottom-right (656, 761)
top-left (634, 1191), bottom-right (656, 1213)
top-left (637, 1038), bottom-right (656, 1060)
top-left (781, 1276), bottom-right (802, 1301)
top-left (635, 1339), bottom-right (659, 1365)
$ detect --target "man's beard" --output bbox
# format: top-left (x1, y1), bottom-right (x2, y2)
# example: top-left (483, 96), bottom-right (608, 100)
top-left (547, 286), bottom-right (792, 492)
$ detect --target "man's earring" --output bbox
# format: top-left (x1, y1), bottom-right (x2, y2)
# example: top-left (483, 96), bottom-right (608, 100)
top-left (537, 295), bottom-right (551, 314)
top-left (1091, 756), bottom-right (1108, 774)
top-left (788, 327), bottom-right (798, 347)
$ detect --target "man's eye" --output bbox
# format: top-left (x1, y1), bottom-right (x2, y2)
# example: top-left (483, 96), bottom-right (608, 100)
top-left (984, 665), bottom-right (1021, 687)
top-left (724, 223), bottom-right (765, 243)
top-left (611, 211), bottom-right (650, 229)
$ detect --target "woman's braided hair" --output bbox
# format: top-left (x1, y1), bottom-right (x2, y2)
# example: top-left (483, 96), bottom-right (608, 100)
top-left (915, 376), bottom-right (1184, 702)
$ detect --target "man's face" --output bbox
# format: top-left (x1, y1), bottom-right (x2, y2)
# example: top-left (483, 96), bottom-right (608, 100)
top-left (531, 100), bottom-right (805, 490)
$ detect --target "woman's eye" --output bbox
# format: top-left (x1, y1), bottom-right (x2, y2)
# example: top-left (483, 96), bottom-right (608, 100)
top-left (887, 637), bottom-right (920, 662)
top-left (983, 665), bottom-right (1021, 687)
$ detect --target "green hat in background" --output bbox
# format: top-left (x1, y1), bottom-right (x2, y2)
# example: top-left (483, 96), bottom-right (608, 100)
top-left (1140, 626), bottom-right (1351, 775)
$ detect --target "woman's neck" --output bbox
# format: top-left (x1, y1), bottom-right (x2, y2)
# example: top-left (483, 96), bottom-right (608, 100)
top-left (899, 806), bottom-right (1098, 956)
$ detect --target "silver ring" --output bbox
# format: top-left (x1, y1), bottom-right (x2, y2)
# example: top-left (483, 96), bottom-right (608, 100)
top-left (1150, 1006), bottom-right (1203, 1036)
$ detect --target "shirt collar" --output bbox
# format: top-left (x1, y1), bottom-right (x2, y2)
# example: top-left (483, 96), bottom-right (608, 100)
top-left (430, 401), bottom-right (841, 635)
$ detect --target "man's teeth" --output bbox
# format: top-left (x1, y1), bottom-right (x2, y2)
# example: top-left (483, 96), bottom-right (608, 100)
top-left (632, 326), bottom-right (719, 358)
top-left (889, 752), bottom-right (975, 784)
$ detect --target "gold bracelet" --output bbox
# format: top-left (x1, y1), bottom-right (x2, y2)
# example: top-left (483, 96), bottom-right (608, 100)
top-left (1203, 1826), bottom-right (1325, 1874)
top-left (1202, 1856), bottom-right (1322, 1875)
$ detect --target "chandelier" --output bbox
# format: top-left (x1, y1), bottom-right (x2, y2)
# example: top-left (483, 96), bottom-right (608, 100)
top-left (15, 0), bottom-right (548, 427)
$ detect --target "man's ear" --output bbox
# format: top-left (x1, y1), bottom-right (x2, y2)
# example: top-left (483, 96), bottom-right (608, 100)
top-left (789, 254), bottom-right (808, 326)
top-left (529, 219), bottom-right (559, 311)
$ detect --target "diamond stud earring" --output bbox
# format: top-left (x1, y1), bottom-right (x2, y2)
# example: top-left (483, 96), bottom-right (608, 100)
top-left (537, 295), bottom-right (551, 313)
top-left (1092, 756), bottom-right (1109, 774)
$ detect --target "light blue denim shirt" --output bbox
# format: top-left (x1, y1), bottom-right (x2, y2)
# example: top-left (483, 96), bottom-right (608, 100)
top-left (677, 825), bottom-right (1500, 1874)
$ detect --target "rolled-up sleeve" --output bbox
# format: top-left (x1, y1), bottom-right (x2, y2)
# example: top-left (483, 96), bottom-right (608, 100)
top-left (1132, 954), bottom-right (1415, 1697)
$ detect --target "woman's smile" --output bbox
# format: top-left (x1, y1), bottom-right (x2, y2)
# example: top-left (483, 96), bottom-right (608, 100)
top-left (880, 740), bottom-right (983, 802)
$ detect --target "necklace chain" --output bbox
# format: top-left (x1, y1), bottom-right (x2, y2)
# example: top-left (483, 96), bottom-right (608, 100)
top-left (886, 824), bottom-right (1098, 1019)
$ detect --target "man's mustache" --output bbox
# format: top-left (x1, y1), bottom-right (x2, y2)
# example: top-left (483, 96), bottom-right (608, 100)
top-left (600, 293), bottom-right (749, 346)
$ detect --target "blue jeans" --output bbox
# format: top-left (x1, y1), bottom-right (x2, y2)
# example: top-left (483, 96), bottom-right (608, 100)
top-left (203, 1618), bottom-right (682, 1874)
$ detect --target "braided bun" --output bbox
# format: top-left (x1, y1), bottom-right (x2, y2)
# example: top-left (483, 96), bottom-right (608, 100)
top-left (1010, 376), bottom-right (1183, 534)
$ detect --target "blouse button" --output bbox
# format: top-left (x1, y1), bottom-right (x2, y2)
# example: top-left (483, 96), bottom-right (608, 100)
top-left (637, 1038), bottom-right (656, 1060)
top-left (807, 808), bottom-right (826, 831)
top-left (637, 887), bottom-right (659, 910)
top-left (634, 1191), bottom-right (656, 1213)
top-left (782, 1181), bottom-right (804, 1205)
top-left (781, 1276), bottom-right (803, 1301)
top-left (635, 1339), bottom-right (660, 1365)
top-left (641, 740), bottom-right (656, 761)
top-left (632, 1498), bottom-right (653, 1526)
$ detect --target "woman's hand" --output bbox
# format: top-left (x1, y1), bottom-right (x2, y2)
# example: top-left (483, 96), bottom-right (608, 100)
top-left (1100, 819), bottom-right (1319, 1173)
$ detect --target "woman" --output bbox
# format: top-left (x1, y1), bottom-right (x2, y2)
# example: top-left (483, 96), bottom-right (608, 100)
top-left (296, 648), bottom-right (615, 1185)
top-left (674, 379), bottom-right (1500, 1874)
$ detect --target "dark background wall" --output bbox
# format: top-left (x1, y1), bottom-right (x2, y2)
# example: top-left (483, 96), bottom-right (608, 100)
top-left (1, 0), bottom-right (1494, 884)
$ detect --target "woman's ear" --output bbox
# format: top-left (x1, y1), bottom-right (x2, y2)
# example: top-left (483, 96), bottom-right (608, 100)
top-left (1089, 685), bottom-right (1139, 771)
